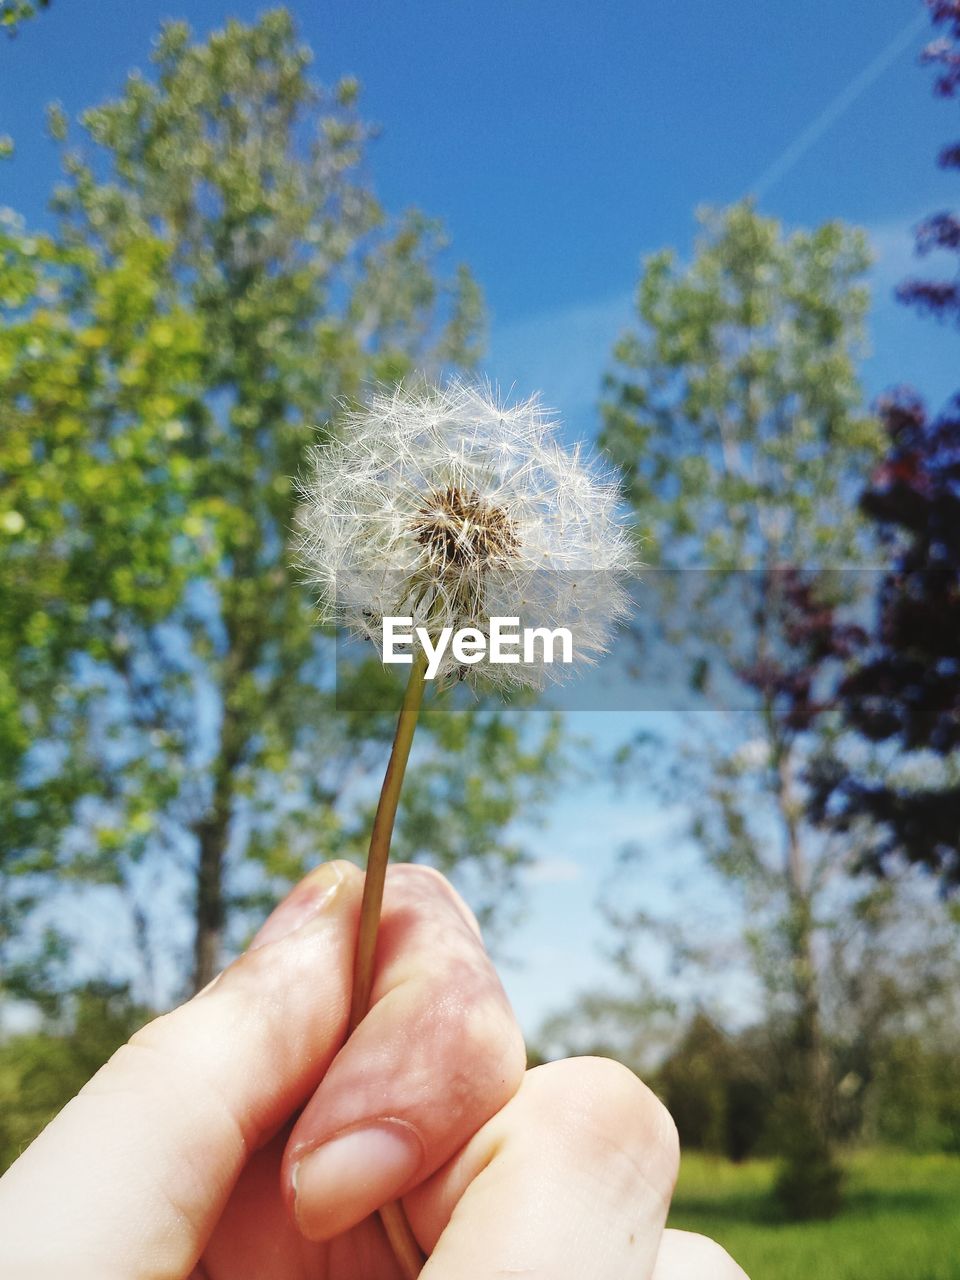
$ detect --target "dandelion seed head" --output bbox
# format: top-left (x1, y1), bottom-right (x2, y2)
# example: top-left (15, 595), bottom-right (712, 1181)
top-left (295, 380), bottom-right (636, 689)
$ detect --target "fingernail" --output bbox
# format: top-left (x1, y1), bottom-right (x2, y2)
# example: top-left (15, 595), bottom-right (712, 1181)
top-left (292, 1121), bottom-right (422, 1234)
top-left (250, 863), bottom-right (345, 950)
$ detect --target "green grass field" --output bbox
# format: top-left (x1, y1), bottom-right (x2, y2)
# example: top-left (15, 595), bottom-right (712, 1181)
top-left (669, 1150), bottom-right (960, 1279)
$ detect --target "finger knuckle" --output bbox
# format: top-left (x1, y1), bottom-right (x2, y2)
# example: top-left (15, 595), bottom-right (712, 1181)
top-left (323, 858), bottom-right (363, 885)
top-left (532, 1057), bottom-right (680, 1201)
top-left (441, 991), bottom-right (526, 1116)
top-left (387, 862), bottom-right (483, 937)
top-left (389, 861), bottom-right (450, 896)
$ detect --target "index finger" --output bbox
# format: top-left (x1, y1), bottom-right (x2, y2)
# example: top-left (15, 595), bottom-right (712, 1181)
top-left (0, 860), bottom-right (363, 1279)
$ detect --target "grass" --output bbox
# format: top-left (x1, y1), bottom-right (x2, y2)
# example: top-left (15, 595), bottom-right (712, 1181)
top-left (669, 1149), bottom-right (960, 1279)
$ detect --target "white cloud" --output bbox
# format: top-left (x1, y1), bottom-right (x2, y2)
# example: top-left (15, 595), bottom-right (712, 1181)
top-left (868, 211), bottom-right (960, 291)
top-left (481, 211), bottom-right (957, 445)
top-left (864, 214), bottom-right (958, 407)
top-left (868, 215), bottom-right (928, 288)
top-left (484, 291), bottom-right (634, 439)
top-left (525, 856), bottom-right (583, 885)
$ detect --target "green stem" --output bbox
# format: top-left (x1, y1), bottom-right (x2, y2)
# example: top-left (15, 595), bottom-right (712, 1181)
top-left (348, 647), bottom-right (429, 1033)
top-left (347, 649), bottom-right (429, 1280)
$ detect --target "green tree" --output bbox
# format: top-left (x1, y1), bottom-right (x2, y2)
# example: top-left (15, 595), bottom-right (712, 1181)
top-left (1, 207), bottom-right (205, 1007)
top-left (601, 202), bottom-right (885, 1217)
top-left (1, 11), bottom-right (560, 1008)
top-left (656, 1013), bottom-right (771, 1162)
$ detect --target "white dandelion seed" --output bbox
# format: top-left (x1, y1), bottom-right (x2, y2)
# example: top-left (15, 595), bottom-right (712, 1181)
top-left (295, 380), bottom-right (636, 689)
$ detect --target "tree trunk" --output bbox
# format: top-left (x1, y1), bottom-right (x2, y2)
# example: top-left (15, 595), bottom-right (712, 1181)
top-left (192, 815), bottom-right (227, 992)
top-left (190, 697), bottom-right (243, 993)
top-left (773, 744), bottom-right (842, 1219)
top-left (779, 745), bottom-right (827, 1121)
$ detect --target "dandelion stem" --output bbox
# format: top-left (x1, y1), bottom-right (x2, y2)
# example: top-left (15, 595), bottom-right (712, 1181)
top-left (348, 647), bottom-right (428, 1033)
top-left (347, 647), bottom-right (429, 1280)
top-left (379, 1201), bottom-right (424, 1280)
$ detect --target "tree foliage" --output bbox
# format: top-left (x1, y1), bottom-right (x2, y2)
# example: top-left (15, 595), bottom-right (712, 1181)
top-left (602, 202), bottom-right (881, 570)
top-left (809, 397), bottom-right (960, 888)
top-left (1, 208), bottom-right (205, 1004)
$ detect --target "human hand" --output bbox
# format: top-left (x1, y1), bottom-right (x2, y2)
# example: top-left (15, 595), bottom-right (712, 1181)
top-left (0, 861), bottom-right (747, 1278)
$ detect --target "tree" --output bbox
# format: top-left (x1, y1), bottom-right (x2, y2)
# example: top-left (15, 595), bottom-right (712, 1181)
top-left (810, 2), bottom-right (960, 887)
top-left (655, 1013), bottom-right (771, 1162)
top-left (600, 202), bottom-right (885, 1216)
top-left (1, 11), bottom-right (561, 1008)
top-left (809, 395), bottom-right (960, 887)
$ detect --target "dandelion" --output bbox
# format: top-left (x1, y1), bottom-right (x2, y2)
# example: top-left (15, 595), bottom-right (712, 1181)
top-left (294, 379), bottom-right (635, 1278)
top-left (296, 379), bottom-right (634, 689)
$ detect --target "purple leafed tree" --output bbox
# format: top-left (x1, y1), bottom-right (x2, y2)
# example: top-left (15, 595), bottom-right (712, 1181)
top-left (810, 2), bottom-right (960, 891)
top-left (898, 1), bottom-right (960, 322)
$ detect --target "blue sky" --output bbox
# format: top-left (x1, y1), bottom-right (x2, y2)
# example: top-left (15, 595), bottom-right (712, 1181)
top-left (4, 2), bottom-right (956, 432)
top-left (2, 0), bottom-right (958, 1032)
top-left (3, 1), bottom-right (957, 381)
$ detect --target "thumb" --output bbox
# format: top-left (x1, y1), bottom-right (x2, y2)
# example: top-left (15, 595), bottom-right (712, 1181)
top-left (0, 862), bottom-right (362, 1280)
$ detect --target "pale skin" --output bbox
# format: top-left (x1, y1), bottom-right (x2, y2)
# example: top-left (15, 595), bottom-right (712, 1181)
top-left (0, 862), bottom-right (748, 1280)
